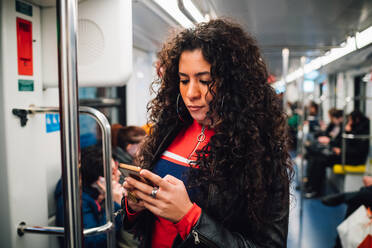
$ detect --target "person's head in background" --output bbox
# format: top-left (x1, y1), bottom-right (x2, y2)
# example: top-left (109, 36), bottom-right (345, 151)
top-left (111, 123), bottom-right (124, 148)
top-left (81, 143), bottom-right (120, 186)
top-left (309, 101), bottom-right (319, 116)
top-left (81, 145), bottom-right (104, 197)
top-left (117, 126), bottom-right (146, 157)
top-left (328, 108), bottom-right (343, 125)
top-left (346, 110), bottom-right (370, 132)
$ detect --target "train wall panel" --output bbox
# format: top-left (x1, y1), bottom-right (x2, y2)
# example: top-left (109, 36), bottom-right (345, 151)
top-left (41, 0), bottom-right (133, 88)
top-left (126, 48), bottom-right (156, 126)
top-left (0, 1), bottom-right (61, 247)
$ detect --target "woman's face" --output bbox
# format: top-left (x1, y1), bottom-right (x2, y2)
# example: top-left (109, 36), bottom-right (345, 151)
top-left (179, 49), bottom-right (214, 125)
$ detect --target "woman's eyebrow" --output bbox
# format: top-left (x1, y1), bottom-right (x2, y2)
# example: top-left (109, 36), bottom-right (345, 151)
top-left (178, 72), bottom-right (210, 77)
top-left (195, 72), bottom-right (210, 77)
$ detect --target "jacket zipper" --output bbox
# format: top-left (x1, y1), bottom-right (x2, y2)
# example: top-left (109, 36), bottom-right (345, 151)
top-left (207, 166), bottom-right (215, 207)
top-left (187, 125), bottom-right (206, 164)
top-left (191, 229), bottom-right (219, 248)
top-left (192, 230), bottom-right (200, 244)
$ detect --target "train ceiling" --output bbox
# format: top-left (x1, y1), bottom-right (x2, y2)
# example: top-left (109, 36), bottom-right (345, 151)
top-left (133, 0), bottom-right (372, 78)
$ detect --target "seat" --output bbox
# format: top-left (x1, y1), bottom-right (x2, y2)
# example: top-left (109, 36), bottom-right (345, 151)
top-left (333, 164), bottom-right (366, 174)
top-left (332, 163), bottom-right (370, 192)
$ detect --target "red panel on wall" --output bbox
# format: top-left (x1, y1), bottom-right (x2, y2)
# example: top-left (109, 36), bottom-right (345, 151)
top-left (16, 18), bottom-right (33, 76)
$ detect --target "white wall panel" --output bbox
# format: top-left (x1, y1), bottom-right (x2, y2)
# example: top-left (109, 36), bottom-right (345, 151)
top-left (126, 48), bottom-right (157, 127)
top-left (0, 1), bottom-right (61, 247)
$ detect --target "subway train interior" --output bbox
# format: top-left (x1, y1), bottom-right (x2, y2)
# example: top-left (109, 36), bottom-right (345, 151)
top-left (1, 0), bottom-right (372, 247)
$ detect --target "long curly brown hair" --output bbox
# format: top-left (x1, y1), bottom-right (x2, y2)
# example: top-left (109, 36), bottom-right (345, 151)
top-left (139, 18), bottom-right (292, 232)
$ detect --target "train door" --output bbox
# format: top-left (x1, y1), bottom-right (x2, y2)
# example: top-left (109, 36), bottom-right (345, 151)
top-left (0, 0), bottom-right (132, 247)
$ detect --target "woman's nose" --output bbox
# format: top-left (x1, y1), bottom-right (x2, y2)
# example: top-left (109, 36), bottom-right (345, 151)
top-left (186, 79), bottom-right (201, 100)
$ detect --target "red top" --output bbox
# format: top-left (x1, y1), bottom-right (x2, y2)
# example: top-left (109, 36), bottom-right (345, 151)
top-left (125, 120), bottom-right (214, 247)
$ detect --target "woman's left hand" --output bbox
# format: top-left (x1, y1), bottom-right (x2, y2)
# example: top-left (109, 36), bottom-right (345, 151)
top-left (124, 169), bottom-right (193, 223)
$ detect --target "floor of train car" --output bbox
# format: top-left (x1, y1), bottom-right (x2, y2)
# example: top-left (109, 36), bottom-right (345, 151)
top-left (287, 155), bottom-right (347, 248)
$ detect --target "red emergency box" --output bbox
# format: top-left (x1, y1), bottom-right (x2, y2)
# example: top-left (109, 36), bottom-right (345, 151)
top-left (16, 18), bottom-right (33, 76)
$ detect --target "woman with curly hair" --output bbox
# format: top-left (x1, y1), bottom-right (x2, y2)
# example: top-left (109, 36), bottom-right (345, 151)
top-left (123, 18), bottom-right (292, 247)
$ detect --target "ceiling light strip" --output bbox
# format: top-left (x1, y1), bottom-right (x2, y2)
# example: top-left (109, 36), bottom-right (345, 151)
top-left (273, 25), bottom-right (372, 90)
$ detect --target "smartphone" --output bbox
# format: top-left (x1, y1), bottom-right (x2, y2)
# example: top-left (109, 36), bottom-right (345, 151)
top-left (118, 163), bottom-right (143, 182)
top-left (119, 163), bottom-right (153, 202)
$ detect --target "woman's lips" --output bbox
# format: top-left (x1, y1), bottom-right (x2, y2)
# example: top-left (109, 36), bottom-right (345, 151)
top-left (187, 105), bottom-right (203, 111)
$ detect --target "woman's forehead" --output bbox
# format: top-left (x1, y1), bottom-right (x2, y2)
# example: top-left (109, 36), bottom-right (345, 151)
top-left (179, 50), bottom-right (211, 73)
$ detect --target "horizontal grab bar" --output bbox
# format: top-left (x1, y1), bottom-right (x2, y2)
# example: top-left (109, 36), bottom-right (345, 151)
top-left (342, 133), bottom-right (372, 140)
top-left (17, 221), bottom-right (113, 237)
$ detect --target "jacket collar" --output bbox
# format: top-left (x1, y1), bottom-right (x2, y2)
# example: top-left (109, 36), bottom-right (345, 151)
top-left (150, 122), bottom-right (185, 168)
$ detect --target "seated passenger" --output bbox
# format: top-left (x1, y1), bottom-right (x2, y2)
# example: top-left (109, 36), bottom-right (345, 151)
top-left (307, 101), bottom-right (321, 134)
top-left (111, 123), bottom-right (125, 148)
top-left (112, 126), bottom-right (145, 248)
top-left (112, 126), bottom-right (146, 166)
top-left (287, 101), bottom-right (300, 150)
top-left (55, 145), bottom-right (124, 248)
top-left (319, 108), bottom-right (343, 142)
top-left (305, 110), bottom-right (370, 198)
top-left (322, 175), bottom-right (372, 247)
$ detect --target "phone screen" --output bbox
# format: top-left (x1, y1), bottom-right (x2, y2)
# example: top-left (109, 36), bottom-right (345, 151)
top-left (118, 163), bottom-right (153, 186)
top-left (118, 167), bottom-right (142, 181)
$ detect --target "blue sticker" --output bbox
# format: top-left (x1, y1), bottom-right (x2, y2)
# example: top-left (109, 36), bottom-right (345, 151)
top-left (46, 113), bottom-right (60, 133)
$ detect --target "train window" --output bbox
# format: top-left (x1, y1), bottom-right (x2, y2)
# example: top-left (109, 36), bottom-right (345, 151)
top-left (78, 87), bottom-right (125, 148)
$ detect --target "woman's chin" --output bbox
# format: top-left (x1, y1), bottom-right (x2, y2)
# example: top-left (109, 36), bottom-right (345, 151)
top-left (191, 115), bottom-right (209, 125)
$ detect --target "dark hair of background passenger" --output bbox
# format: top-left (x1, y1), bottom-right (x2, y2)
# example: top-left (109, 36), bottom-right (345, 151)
top-left (81, 145), bottom-right (104, 187)
top-left (328, 108), bottom-right (343, 118)
top-left (138, 18), bottom-right (293, 231)
top-left (117, 126), bottom-right (146, 150)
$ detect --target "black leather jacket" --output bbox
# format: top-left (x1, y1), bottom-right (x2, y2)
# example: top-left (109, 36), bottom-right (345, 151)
top-left (123, 124), bottom-right (289, 247)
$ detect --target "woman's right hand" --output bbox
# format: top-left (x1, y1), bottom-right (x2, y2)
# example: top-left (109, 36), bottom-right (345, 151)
top-left (123, 181), bottom-right (146, 212)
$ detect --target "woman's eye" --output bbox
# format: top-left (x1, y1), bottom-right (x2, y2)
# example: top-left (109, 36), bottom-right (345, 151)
top-left (180, 80), bottom-right (189, 84)
top-left (200, 80), bottom-right (212, 85)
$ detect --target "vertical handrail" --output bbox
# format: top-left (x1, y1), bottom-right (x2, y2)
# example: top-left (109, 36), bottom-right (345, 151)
top-left (298, 56), bottom-right (306, 248)
top-left (341, 97), bottom-right (351, 173)
top-left (79, 107), bottom-right (115, 247)
top-left (56, 0), bottom-right (83, 247)
top-left (282, 48), bottom-right (289, 110)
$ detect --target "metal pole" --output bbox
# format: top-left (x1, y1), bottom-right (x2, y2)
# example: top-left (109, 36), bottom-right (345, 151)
top-left (282, 48), bottom-right (289, 110)
top-left (56, 0), bottom-right (83, 247)
top-left (342, 97), bottom-right (350, 173)
top-left (298, 56), bottom-right (306, 248)
top-left (178, 0), bottom-right (197, 23)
